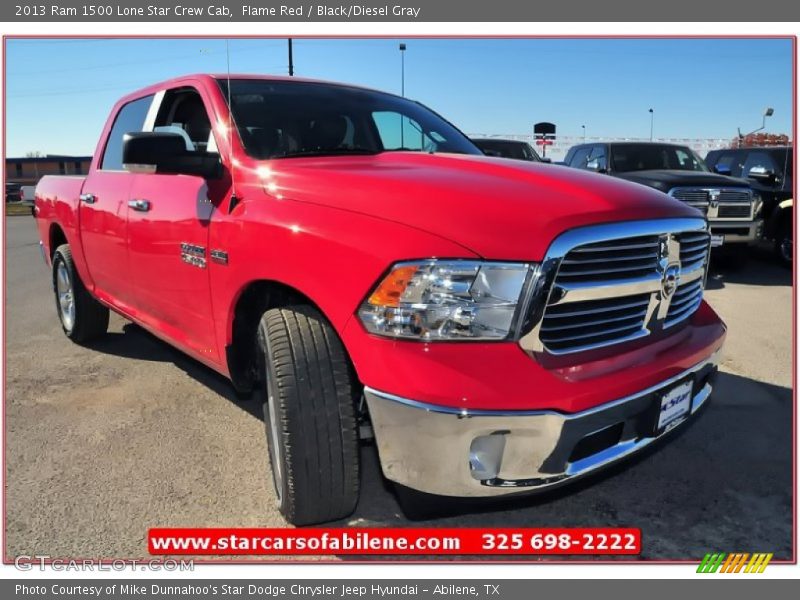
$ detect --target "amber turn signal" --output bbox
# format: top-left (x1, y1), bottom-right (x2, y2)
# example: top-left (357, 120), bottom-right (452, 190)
top-left (367, 265), bottom-right (419, 307)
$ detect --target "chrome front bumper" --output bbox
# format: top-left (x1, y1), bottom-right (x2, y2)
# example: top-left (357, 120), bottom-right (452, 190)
top-left (365, 351), bottom-right (720, 497)
top-left (709, 219), bottom-right (763, 244)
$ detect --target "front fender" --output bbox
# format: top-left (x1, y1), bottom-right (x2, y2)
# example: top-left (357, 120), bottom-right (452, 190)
top-left (209, 197), bottom-right (480, 373)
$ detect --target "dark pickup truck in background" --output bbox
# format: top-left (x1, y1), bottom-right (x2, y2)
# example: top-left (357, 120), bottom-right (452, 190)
top-left (564, 142), bottom-right (763, 256)
top-left (706, 146), bottom-right (793, 266)
top-left (471, 138), bottom-right (545, 162)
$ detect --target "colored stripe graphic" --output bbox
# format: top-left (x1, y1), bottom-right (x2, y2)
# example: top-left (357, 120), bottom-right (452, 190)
top-left (697, 552), bottom-right (726, 573)
top-left (698, 552), bottom-right (773, 573)
top-left (744, 553), bottom-right (773, 573)
top-left (727, 553), bottom-right (749, 573)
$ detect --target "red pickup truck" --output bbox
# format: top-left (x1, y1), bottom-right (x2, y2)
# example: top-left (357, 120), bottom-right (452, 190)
top-left (35, 74), bottom-right (726, 524)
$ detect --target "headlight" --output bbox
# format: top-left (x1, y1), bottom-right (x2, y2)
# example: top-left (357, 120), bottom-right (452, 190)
top-left (357, 260), bottom-right (539, 340)
top-left (753, 193), bottom-right (764, 217)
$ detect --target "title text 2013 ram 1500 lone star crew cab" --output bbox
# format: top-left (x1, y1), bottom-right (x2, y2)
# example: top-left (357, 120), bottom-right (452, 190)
top-left (35, 75), bottom-right (726, 524)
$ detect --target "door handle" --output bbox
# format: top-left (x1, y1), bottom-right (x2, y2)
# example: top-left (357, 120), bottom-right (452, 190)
top-left (128, 199), bottom-right (151, 212)
top-left (79, 193), bottom-right (96, 204)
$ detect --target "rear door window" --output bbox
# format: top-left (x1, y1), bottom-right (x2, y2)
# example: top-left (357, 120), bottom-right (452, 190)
top-left (100, 95), bottom-right (154, 170)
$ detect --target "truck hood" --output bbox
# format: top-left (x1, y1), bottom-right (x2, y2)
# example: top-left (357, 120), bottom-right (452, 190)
top-left (613, 169), bottom-right (752, 193)
top-left (263, 152), bottom-right (701, 260)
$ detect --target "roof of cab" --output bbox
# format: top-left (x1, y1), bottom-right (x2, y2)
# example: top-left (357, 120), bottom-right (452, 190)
top-left (118, 73), bottom-right (390, 105)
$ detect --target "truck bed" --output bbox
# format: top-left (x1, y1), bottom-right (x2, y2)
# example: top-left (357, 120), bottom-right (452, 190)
top-left (34, 175), bottom-right (86, 263)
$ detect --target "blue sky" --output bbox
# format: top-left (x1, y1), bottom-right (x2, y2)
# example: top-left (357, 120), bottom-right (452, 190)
top-left (4, 37), bottom-right (794, 157)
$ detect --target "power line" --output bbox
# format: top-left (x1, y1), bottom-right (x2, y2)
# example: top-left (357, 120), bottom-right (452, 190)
top-left (7, 42), bottom-right (288, 77)
top-left (7, 71), bottom-right (288, 99)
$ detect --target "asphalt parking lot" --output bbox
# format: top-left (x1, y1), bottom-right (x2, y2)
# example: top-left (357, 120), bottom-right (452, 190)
top-left (3, 215), bottom-right (793, 561)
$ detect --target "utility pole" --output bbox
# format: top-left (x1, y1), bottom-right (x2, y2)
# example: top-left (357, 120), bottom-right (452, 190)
top-left (399, 43), bottom-right (406, 96)
top-left (739, 107), bottom-right (774, 147)
top-left (649, 108), bottom-right (654, 141)
top-left (288, 38), bottom-right (294, 76)
top-left (399, 43), bottom-right (407, 148)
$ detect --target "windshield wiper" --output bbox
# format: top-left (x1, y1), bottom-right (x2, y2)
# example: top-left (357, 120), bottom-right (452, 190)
top-left (273, 147), bottom-right (378, 159)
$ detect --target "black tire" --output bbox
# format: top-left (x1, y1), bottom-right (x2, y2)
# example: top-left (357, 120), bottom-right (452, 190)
top-left (774, 218), bottom-right (793, 268)
top-left (393, 484), bottom-right (454, 521)
top-left (713, 244), bottom-right (749, 270)
top-left (256, 305), bottom-right (360, 525)
top-left (52, 244), bottom-right (109, 343)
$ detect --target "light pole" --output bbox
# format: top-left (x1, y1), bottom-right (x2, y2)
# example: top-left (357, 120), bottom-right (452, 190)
top-left (648, 108), bottom-right (654, 141)
top-left (581, 125), bottom-right (586, 142)
top-left (399, 43), bottom-right (406, 97)
top-left (288, 38), bottom-right (294, 76)
top-left (399, 43), bottom-right (407, 148)
top-left (738, 107), bottom-right (774, 147)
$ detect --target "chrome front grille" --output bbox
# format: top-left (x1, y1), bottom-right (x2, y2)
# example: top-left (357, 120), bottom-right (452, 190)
top-left (679, 231), bottom-right (711, 270)
top-left (665, 280), bottom-right (703, 327)
top-left (717, 204), bottom-right (752, 218)
top-left (669, 187), bottom-right (753, 220)
top-left (671, 189), bottom-right (710, 213)
top-left (718, 190), bottom-right (751, 203)
top-left (538, 293), bottom-right (651, 353)
top-left (556, 235), bottom-right (661, 282)
top-left (520, 218), bottom-right (710, 356)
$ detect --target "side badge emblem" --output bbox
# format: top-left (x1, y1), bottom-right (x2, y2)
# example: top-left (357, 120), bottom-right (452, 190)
top-left (210, 250), bottom-right (229, 265)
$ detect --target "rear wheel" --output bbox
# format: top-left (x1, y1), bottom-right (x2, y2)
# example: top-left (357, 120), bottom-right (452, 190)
top-left (52, 244), bottom-right (109, 343)
top-left (256, 305), bottom-right (360, 525)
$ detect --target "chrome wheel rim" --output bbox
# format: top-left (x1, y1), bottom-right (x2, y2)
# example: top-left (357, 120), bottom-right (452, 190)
top-left (55, 261), bottom-right (75, 332)
top-left (265, 374), bottom-right (284, 502)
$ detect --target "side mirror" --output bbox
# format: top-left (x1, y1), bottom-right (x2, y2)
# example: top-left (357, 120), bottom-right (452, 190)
top-left (585, 159), bottom-right (606, 173)
top-left (746, 166), bottom-right (777, 183)
top-left (713, 163), bottom-right (732, 175)
top-left (122, 132), bottom-right (222, 179)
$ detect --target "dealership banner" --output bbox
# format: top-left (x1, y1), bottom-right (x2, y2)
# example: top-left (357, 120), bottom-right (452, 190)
top-left (2, 581), bottom-right (786, 599)
top-left (146, 527), bottom-right (641, 555)
top-left (4, 0), bottom-right (800, 22)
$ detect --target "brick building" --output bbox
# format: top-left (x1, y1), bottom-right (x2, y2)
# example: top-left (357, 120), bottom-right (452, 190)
top-left (5, 155), bottom-right (92, 186)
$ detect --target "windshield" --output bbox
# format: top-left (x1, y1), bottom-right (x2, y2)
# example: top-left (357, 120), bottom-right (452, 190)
top-left (218, 79), bottom-right (482, 160)
top-left (610, 144), bottom-right (708, 173)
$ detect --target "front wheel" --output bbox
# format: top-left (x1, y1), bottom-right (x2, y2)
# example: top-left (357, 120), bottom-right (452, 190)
top-left (52, 244), bottom-right (109, 343)
top-left (774, 218), bottom-right (793, 268)
top-left (393, 484), bottom-right (456, 521)
top-left (256, 305), bottom-right (360, 525)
